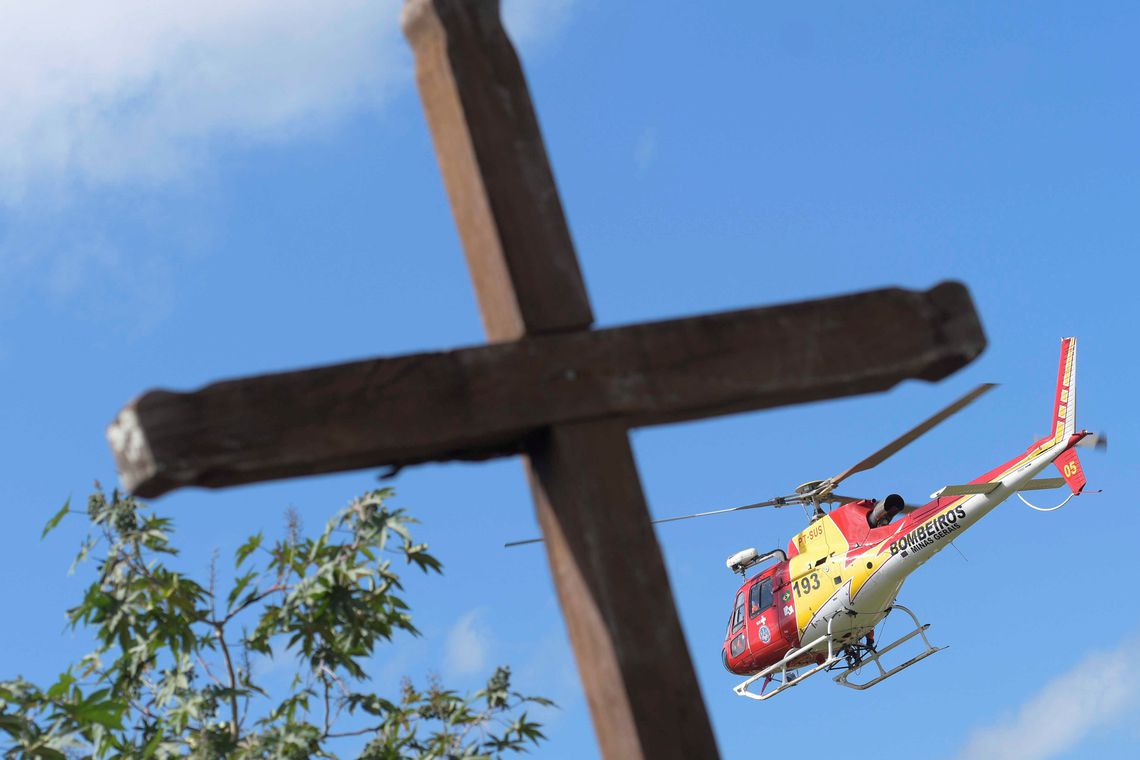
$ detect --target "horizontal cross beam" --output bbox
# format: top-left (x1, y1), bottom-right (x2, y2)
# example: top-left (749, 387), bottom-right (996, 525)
top-left (108, 281), bottom-right (983, 498)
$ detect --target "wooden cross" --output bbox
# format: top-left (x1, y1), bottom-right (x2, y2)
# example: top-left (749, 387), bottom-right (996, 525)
top-left (106, 2), bottom-right (987, 757)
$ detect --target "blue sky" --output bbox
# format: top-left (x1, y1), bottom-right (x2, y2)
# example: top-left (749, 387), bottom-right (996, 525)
top-left (1, 1), bottom-right (1136, 757)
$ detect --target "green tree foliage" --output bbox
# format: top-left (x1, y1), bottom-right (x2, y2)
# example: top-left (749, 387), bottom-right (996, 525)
top-left (0, 488), bottom-right (551, 759)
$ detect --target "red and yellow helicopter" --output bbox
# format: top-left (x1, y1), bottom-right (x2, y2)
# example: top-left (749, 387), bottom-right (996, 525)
top-left (510, 338), bottom-right (1102, 700)
top-left (659, 336), bottom-right (1101, 700)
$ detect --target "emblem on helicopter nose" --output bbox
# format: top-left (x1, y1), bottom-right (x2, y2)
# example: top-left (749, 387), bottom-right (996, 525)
top-left (757, 614), bottom-right (772, 642)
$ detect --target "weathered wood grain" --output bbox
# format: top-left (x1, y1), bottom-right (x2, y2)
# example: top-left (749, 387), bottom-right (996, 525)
top-left (525, 419), bottom-right (717, 759)
top-left (107, 282), bottom-right (984, 498)
top-left (402, 0), bottom-right (592, 341)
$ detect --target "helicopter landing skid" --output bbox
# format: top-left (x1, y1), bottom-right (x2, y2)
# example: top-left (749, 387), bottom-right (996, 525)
top-left (833, 604), bottom-right (945, 691)
top-left (732, 604), bottom-right (944, 701)
top-left (732, 615), bottom-right (844, 701)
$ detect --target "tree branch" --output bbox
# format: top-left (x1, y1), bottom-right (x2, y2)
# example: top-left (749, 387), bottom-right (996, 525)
top-left (195, 655), bottom-right (226, 690)
top-left (325, 725), bottom-right (382, 739)
top-left (219, 584), bottom-right (286, 626)
top-left (213, 623), bottom-right (240, 742)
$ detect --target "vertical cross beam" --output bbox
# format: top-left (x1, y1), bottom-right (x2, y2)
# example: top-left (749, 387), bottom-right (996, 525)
top-left (402, 1), bottom-right (720, 757)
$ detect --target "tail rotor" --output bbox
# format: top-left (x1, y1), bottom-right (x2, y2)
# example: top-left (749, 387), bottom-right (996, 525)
top-left (1077, 431), bottom-right (1108, 452)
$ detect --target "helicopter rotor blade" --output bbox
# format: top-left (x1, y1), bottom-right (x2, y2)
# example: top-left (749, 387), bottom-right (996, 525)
top-left (504, 494), bottom-right (799, 547)
top-left (503, 537), bottom-right (544, 548)
top-left (649, 496), bottom-right (795, 526)
top-left (507, 384), bottom-right (999, 548)
top-left (828, 383), bottom-right (998, 488)
top-left (822, 494), bottom-right (871, 505)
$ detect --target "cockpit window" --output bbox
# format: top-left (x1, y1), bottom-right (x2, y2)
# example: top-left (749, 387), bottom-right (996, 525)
top-left (749, 577), bottom-right (773, 617)
top-left (730, 591), bottom-right (746, 632)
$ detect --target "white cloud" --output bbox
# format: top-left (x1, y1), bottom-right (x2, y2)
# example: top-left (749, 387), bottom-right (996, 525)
top-left (0, 1), bottom-right (580, 205)
top-left (0, 1), bottom-right (410, 204)
top-left (444, 609), bottom-right (492, 677)
top-left (0, 1), bottom-right (581, 340)
top-left (954, 636), bottom-right (1140, 760)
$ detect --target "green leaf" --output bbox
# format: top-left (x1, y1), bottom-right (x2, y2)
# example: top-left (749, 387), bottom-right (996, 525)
top-left (227, 570), bottom-right (258, 611)
top-left (0, 713), bottom-right (26, 736)
top-left (42, 497), bottom-right (71, 538)
top-left (235, 532), bottom-right (264, 567)
top-left (46, 670), bottom-right (76, 700)
top-left (67, 535), bottom-right (96, 576)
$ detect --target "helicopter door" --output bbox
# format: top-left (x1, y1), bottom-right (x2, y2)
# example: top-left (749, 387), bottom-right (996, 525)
top-left (773, 564), bottom-right (798, 645)
top-left (747, 576), bottom-right (777, 652)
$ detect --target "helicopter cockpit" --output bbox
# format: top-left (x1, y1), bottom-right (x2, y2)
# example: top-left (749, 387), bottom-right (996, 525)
top-left (722, 548), bottom-right (797, 675)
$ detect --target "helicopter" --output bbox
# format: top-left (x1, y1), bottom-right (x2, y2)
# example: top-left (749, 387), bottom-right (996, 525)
top-left (508, 337), bottom-right (1103, 700)
top-left (674, 336), bottom-right (1101, 700)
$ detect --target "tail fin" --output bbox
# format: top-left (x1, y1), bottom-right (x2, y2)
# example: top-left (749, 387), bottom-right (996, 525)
top-left (1049, 337), bottom-right (1085, 494)
top-left (1055, 448), bottom-right (1086, 495)
top-left (1047, 337), bottom-right (1078, 447)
